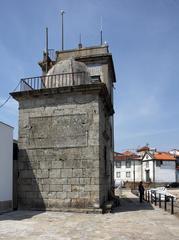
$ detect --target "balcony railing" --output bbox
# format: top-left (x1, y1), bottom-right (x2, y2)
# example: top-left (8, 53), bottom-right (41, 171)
top-left (20, 72), bottom-right (96, 92)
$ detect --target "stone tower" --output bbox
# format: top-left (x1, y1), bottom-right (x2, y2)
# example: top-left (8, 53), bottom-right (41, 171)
top-left (11, 45), bottom-right (116, 212)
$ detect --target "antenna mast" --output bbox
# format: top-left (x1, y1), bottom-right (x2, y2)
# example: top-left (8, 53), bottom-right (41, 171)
top-left (78, 33), bottom-right (82, 49)
top-left (45, 27), bottom-right (49, 73)
top-left (61, 10), bottom-right (65, 50)
top-left (100, 16), bottom-right (103, 45)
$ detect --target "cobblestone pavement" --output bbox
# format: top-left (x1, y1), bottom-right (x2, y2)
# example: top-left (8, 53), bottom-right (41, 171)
top-left (0, 191), bottom-right (179, 240)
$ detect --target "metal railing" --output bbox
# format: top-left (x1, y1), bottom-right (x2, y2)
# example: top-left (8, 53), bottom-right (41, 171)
top-left (145, 190), bottom-right (176, 215)
top-left (20, 72), bottom-right (91, 91)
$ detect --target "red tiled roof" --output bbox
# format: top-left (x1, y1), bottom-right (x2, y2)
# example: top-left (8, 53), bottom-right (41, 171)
top-left (123, 151), bottom-right (134, 156)
top-left (114, 151), bottom-right (141, 161)
top-left (137, 146), bottom-right (150, 152)
top-left (153, 152), bottom-right (176, 161)
top-left (114, 152), bottom-right (123, 158)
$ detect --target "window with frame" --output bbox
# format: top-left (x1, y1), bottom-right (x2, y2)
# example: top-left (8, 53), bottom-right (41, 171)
top-left (126, 160), bottom-right (131, 168)
top-left (126, 172), bottom-right (131, 178)
top-left (116, 161), bottom-right (121, 168)
top-left (116, 172), bottom-right (121, 178)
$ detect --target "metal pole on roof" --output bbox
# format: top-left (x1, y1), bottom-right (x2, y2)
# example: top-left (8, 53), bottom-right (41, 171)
top-left (61, 10), bottom-right (65, 50)
top-left (45, 27), bottom-right (49, 73)
top-left (78, 33), bottom-right (82, 49)
top-left (100, 16), bottom-right (103, 45)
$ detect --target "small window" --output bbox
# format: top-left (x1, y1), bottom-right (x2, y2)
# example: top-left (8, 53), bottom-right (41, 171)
top-left (91, 75), bottom-right (101, 82)
top-left (146, 161), bottom-right (149, 168)
top-left (116, 161), bottom-right (121, 168)
top-left (126, 172), bottom-right (131, 178)
top-left (126, 160), bottom-right (131, 168)
top-left (116, 172), bottom-right (121, 178)
top-left (156, 161), bottom-right (163, 167)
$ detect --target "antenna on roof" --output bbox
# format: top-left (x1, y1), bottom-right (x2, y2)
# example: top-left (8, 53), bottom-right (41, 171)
top-left (78, 33), bottom-right (82, 49)
top-left (100, 16), bottom-right (103, 45)
top-left (45, 27), bottom-right (49, 73)
top-left (60, 10), bottom-right (65, 50)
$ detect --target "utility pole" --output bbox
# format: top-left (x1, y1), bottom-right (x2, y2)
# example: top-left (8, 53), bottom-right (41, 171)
top-left (133, 160), bottom-right (136, 189)
top-left (153, 160), bottom-right (155, 187)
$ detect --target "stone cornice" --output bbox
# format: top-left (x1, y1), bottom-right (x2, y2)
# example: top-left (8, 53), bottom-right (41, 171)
top-left (10, 83), bottom-right (114, 115)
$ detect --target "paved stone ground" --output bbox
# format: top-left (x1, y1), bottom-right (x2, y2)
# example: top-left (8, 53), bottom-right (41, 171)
top-left (0, 190), bottom-right (179, 240)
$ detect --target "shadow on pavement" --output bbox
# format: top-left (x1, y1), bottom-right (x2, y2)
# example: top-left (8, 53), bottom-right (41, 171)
top-left (112, 197), bottom-right (154, 213)
top-left (0, 210), bottom-right (44, 221)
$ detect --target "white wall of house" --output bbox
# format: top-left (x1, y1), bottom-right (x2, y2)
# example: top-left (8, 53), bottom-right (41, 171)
top-left (114, 160), bottom-right (142, 182)
top-left (115, 152), bottom-right (177, 184)
top-left (142, 154), bottom-right (176, 183)
top-left (0, 122), bottom-right (13, 202)
top-left (155, 161), bottom-right (176, 182)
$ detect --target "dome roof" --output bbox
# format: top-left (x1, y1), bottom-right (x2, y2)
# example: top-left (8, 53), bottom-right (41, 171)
top-left (47, 58), bottom-right (89, 76)
top-left (43, 58), bottom-right (91, 88)
top-left (44, 58), bottom-right (91, 88)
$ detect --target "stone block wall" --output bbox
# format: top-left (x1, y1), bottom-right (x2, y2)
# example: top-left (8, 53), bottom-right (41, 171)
top-left (17, 90), bottom-right (105, 210)
top-left (98, 98), bottom-right (113, 204)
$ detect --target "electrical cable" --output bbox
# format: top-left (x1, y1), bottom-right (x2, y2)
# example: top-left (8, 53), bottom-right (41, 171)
top-left (0, 81), bottom-right (21, 109)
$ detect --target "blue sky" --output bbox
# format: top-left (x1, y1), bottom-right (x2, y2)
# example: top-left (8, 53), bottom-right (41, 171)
top-left (0, 0), bottom-right (179, 152)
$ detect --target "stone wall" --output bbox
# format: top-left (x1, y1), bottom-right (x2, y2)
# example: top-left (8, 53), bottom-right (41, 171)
top-left (56, 46), bottom-right (109, 61)
top-left (17, 89), bottom-right (109, 211)
top-left (98, 97), bottom-right (113, 204)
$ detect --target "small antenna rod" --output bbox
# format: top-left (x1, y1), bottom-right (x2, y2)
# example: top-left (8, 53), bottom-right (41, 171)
top-left (61, 10), bottom-right (65, 50)
top-left (78, 33), bottom-right (82, 48)
top-left (45, 27), bottom-right (49, 73)
top-left (100, 16), bottom-right (103, 45)
top-left (79, 33), bottom-right (81, 45)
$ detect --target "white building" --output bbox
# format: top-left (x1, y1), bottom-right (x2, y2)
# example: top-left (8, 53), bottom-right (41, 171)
top-left (114, 148), bottom-right (177, 187)
top-left (142, 152), bottom-right (176, 183)
top-left (114, 151), bottom-right (142, 185)
top-left (0, 122), bottom-right (13, 211)
top-left (169, 149), bottom-right (179, 182)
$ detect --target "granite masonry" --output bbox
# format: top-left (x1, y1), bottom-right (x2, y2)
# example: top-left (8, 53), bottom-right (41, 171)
top-left (11, 45), bottom-right (116, 212)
